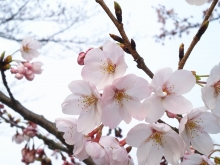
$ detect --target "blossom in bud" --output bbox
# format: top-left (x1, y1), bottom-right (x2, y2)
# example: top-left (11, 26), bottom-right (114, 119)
top-left (77, 48), bottom-right (93, 65)
top-left (202, 63), bottom-right (220, 117)
top-left (185, 0), bottom-right (208, 6)
top-left (12, 132), bottom-right (25, 144)
top-left (21, 146), bottom-right (36, 164)
top-left (23, 126), bottom-right (37, 138)
top-left (181, 154), bottom-right (214, 165)
top-left (61, 80), bottom-right (102, 134)
top-left (179, 107), bottom-right (220, 155)
top-left (55, 117), bottom-right (89, 160)
top-left (101, 74), bottom-right (151, 128)
top-left (126, 123), bottom-right (184, 165)
top-left (82, 40), bottom-right (127, 90)
top-left (20, 36), bottom-right (41, 61)
top-left (141, 67), bottom-right (195, 123)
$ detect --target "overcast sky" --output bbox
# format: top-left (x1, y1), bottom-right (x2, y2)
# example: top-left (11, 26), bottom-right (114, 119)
top-left (1, 0), bottom-right (220, 164)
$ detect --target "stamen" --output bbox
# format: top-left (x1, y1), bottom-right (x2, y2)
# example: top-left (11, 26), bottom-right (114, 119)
top-left (214, 80), bottom-right (220, 94)
top-left (78, 95), bottom-right (97, 110)
top-left (114, 90), bottom-right (131, 107)
top-left (101, 59), bottom-right (116, 74)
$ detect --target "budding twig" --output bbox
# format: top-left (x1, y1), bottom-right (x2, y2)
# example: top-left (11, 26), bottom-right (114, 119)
top-left (178, 0), bottom-right (219, 69)
top-left (95, 0), bottom-right (154, 79)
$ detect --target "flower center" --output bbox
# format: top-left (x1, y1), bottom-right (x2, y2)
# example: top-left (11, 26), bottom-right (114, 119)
top-left (114, 90), bottom-right (131, 107)
top-left (199, 160), bottom-right (208, 165)
top-left (185, 119), bottom-right (204, 138)
top-left (23, 45), bottom-right (30, 52)
top-left (79, 95), bottom-right (97, 110)
top-left (149, 131), bottom-right (163, 146)
top-left (162, 83), bottom-right (175, 96)
top-left (101, 59), bottom-right (116, 74)
top-left (214, 80), bottom-right (220, 94)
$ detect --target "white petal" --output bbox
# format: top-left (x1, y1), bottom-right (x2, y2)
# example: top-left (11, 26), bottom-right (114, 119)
top-left (137, 140), bottom-right (163, 165)
top-left (185, 0), bottom-right (208, 6)
top-left (102, 103), bottom-right (122, 129)
top-left (211, 95), bottom-right (220, 117)
top-left (68, 80), bottom-right (92, 95)
top-left (119, 104), bottom-right (132, 124)
top-left (163, 95), bottom-right (192, 114)
top-left (142, 95), bottom-right (165, 123)
top-left (62, 94), bottom-right (81, 115)
top-left (126, 124), bottom-right (152, 147)
top-left (85, 142), bottom-right (105, 159)
top-left (168, 70), bottom-right (195, 94)
top-left (201, 85), bottom-right (217, 109)
top-left (151, 67), bottom-right (172, 87)
top-left (190, 129), bottom-right (213, 155)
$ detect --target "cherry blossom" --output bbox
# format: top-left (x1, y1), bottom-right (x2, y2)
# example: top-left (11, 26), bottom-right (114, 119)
top-left (141, 67), bottom-right (196, 123)
top-left (181, 154), bottom-right (214, 165)
top-left (101, 74), bottom-right (151, 128)
top-left (77, 48), bottom-right (93, 65)
top-left (92, 136), bottom-right (134, 165)
top-left (81, 40), bottom-right (127, 89)
top-left (55, 117), bottom-right (89, 160)
top-left (61, 80), bottom-right (102, 134)
top-left (185, 0), bottom-right (208, 6)
top-left (179, 107), bottom-right (220, 155)
top-left (126, 123), bottom-right (184, 165)
top-left (12, 132), bottom-right (27, 144)
top-left (20, 36), bottom-right (41, 61)
top-left (202, 63), bottom-right (220, 117)
top-left (10, 61), bottom-right (43, 81)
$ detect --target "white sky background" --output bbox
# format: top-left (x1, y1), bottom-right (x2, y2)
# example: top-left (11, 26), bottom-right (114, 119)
top-left (0, 0), bottom-right (220, 164)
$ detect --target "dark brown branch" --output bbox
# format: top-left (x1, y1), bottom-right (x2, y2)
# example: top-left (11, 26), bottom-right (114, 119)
top-left (0, 115), bottom-right (69, 153)
top-left (95, 0), bottom-right (154, 79)
top-left (0, 91), bottom-right (95, 165)
top-left (178, 0), bottom-right (219, 69)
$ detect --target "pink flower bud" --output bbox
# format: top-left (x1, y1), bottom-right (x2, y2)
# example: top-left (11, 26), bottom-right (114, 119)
top-left (12, 132), bottom-right (25, 144)
top-left (31, 61), bottom-right (43, 74)
top-left (15, 73), bottom-right (24, 80)
top-left (23, 61), bottom-right (32, 69)
top-left (77, 48), bottom-right (93, 65)
top-left (23, 126), bottom-right (37, 138)
top-left (166, 111), bottom-right (177, 118)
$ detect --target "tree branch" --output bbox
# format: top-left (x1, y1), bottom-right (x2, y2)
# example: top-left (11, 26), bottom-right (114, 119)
top-left (178, 0), bottom-right (219, 69)
top-left (95, 0), bottom-right (154, 79)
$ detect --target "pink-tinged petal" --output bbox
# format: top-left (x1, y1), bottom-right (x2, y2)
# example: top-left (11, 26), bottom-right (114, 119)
top-left (62, 94), bottom-right (82, 115)
top-left (113, 74), bottom-right (137, 91)
top-left (101, 85), bottom-right (116, 108)
top-left (124, 97), bottom-right (143, 120)
top-left (212, 98), bottom-right (220, 117)
top-left (74, 146), bottom-right (89, 161)
top-left (55, 117), bottom-right (77, 131)
top-left (113, 55), bottom-right (127, 78)
top-left (125, 75), bottom-right (151, 100)
top-left (168, 70), bottom-right (196, 94)
top-left (182, 154), bottom-right (203, 165)
top-left (179, 115), bottom-right (188, 134)
top-left (31, 61), bottom-right (43, 74)
top-left (77, 105), bottom-right (101, 134)
top-left (187, 108), bottom-right (205, 120)
top-left (112, 147), bottom-right (128, 162)
top-left (142, 95), bottom-right (165, 123)
top-left (137, 140), bottom-right (164, 165)
top-left (102, 40), bottom-right (124, 63)
top-left (180, 129), bottom-right (191, 153)
top-left (190, 130), bottom-right (213, 155)
top-left (201, 86), bottom-right (217, 109)
top-left (119, 105), bottom-right (132, 124)
top-left (207, 64), bottom-right (220, 85)
top-left (85, 142), bottom-right (105, 159)
top-left (102, 103), bottom-right (122, 129)
top-left (163, 131), bottom-right (184, 165)
top-left (163, 95), bottom-right (192, 114)
top-left (68, 80), bottom-right (92, 95)
top-left (126, 124), bottom-right (152, 147)
top-left (151, 67), bottom-right (173, 87)
top-left (195, 111), bottom-right (220, 134)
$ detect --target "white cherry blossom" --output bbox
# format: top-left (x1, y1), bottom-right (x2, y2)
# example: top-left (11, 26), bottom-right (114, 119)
top-left (181, 154), bottom-right (214, 165)
top-left (20, 36), bottom-right (41, 61)
top-left (141, 67), bottom-right (196, 123)
top-left (185, 0), bottom-right (208, 6)
top-left (101, 74), bottom-right (151, 128)
top-left (55, 117), bottom-right (89, 160)
top-left (81, 40), bottom-right (127, 90)
top-left (202, 63), bottom-right (220, 117)
top-left (61, 80), bottom-right (102, 134)
top-left (179, 107), bottom-right (220, 155)
top-left (126, 123), bottom-right (184, 165)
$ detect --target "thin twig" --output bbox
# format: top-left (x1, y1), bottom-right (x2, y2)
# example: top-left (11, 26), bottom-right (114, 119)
top-left (178, 0), bottom-right (219, 69)
top-left (95, 0), bottom-right (154, 79)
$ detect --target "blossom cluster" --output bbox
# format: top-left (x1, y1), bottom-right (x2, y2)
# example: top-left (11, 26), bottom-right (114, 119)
top-left (2, 36), bottom-right (43, 81)
top-left (55, 40), bottom-right (220, 164)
